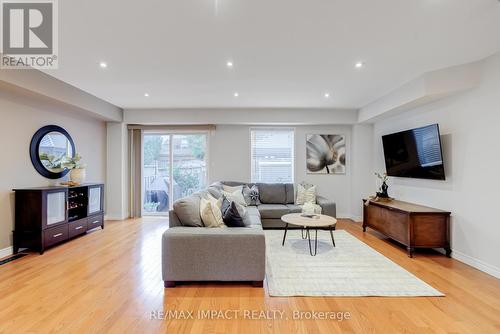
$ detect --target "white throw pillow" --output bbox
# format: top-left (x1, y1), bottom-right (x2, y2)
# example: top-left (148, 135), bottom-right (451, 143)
top-left (222, 189), bottom-right (247, 207)
top-left (295, 183), bottom-right (317, 205)
top-left (200, 197), bottom-right (224, 228)
top-left (222, 184), bottom-right (243, 193)
top-left (302, 202), bottom-right (322, 215)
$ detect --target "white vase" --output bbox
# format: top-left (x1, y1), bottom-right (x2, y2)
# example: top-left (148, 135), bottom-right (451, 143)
top-left (70, 168), bottom-right (86, 184)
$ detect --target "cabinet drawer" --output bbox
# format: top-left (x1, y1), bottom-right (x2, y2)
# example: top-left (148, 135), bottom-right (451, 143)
top-left (44, 224), bottom-right (69, 248)
top-left (69, 218), bottom-right (88, 238)
top-left (87, 214), bottom-right (103, 230)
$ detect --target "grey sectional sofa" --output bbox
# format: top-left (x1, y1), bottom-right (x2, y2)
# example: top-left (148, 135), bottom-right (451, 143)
top-left (162, 181), bottom-right (336, 287)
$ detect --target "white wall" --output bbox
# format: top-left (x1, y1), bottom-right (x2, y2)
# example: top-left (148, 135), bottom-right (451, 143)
top-left (106, 122), bottom-right (129, 220)
top-left (372, 53), bottom-right (500, 278)
top-left (350, 124), bottom-right (375, 220)
top-left (0, 89), bottom-right (106, 253)
top-left (210, 124), bottom-right (372, 218)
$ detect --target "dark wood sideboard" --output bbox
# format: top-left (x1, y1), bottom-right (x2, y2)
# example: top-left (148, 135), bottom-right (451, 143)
top-left (13, 183), bottom-right (104, 254)
top-left (362, 199), bottom-right (451, 258)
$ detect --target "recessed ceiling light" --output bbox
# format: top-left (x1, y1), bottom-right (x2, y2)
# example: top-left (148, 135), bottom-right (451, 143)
top-left (233, 92), bottom-right (239, 97)
top-left (99, 61), bottom-right (108, 68)
top-left (144, 93), bottom-right (149, 97)
top-left (355, 61), bottom-right (364, 69)
top-left (226, 60), bottom-right (234, 68)
top-left (324, 93), bottom-right (331, 98)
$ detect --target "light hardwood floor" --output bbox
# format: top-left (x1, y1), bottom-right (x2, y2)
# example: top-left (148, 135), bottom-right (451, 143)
top-left (1, 218), bottom-right (499, 334)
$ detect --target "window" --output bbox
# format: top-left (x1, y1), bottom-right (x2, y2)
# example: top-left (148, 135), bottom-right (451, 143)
top-left (251, 128), bottom-right (294, 183)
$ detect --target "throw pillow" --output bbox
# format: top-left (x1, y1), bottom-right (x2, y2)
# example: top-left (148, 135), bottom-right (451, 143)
top-left (302, 202), bottom-right (322, 215)
top-left (200, 197), bottom-right (224, 228)
top-left (221, 197), bottom-right (245, 227)
top-left (173, 196), bottom-right (203, 227)
top-left (221, 189), bottom-right (247, 207)
top-left (242, 185), bottom-right (261, 206)
top-left (205, 193), bottom-right (222, 210)
top-left (207, 185), bottom-right (222, 199)
top-left (233, 200), bottom-right (254, 226)
top-left (295, 183), bottom-right (317, 205)
top-left (222, 184), bottom-right (243, 193)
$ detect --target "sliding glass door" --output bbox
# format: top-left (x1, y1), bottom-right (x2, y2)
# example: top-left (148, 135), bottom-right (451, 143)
top-left (142, 132), bottom-right (208, 216)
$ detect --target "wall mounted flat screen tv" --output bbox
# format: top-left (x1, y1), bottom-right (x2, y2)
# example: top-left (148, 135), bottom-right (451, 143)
top-left (382, 124), bottom-right (445, 180)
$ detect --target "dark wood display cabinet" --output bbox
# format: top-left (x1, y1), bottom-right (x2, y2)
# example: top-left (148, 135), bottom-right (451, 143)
top-left (13, 183), bottom-right (104, 254)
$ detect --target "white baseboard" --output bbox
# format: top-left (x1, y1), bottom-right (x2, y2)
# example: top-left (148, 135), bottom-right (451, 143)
top-left (0, 246), bottom-right (13, 259)
top-left (341, 212), bottom-right (500, 279)
top-left (452, 250), bottom-right (500, 279)
top-left (337, 213), bottom-right (363, 222)
top-left (350, 215), bottom-right (363, 222)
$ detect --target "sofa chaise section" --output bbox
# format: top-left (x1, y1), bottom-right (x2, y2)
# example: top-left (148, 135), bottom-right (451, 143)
top-left (162, 210), bottom-right (265, 287)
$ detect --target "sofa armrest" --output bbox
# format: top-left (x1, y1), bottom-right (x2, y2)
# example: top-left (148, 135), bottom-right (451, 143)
top-left (317, 195), bottom-right (336, 218)
top-left (161, 227), bottom-right (266, 282)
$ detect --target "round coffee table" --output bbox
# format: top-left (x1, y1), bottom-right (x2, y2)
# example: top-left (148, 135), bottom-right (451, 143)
top-left (281, 213), bottom-right (337, 256)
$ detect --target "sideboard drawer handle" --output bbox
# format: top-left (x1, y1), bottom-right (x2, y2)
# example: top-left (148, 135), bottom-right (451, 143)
top-left (53, 233), bottom-right (63, 238)
top-left (75, 226), bottom-right (83, 230)
top-left (91, 220), bottom-right (99, 225)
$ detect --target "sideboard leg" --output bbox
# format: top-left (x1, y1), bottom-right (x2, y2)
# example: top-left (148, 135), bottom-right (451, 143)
top-left (445, 247), bottom-right (452, 258)
top-left (407, 247), bottom-right (414, 258)
top-left (252, 281), bottom-right (263, 287)
top-left (164, 281), bottom-right (176, 288)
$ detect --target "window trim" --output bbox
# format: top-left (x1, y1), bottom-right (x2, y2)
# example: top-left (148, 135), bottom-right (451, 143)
top-left (249, 127), bottom-right (295, 183)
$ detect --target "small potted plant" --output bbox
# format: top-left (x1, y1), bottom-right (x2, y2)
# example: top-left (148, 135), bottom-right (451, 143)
top-left (375, 172), bottom-right (390, 199)
top-left (62, 153), bottom-right (87, 184)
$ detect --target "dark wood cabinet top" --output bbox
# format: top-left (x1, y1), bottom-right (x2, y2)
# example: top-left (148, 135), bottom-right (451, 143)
top-left (363, 199), bottom-right (450, 215)
top-left (13, 183), bottom-right (104, 191)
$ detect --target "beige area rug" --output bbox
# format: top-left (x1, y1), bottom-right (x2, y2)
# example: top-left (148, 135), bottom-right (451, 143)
top-left (265, 229), bottom-right (444, 297)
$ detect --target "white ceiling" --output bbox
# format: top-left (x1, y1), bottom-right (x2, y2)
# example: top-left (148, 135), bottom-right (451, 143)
top-left (44, 0), bottom-right (500, 109)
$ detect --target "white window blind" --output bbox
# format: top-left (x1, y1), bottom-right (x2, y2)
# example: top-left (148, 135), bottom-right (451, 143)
top-left (251, 128), bottom-right (294, 183)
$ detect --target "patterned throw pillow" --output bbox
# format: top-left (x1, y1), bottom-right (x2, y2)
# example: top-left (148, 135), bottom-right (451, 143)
top-left (295, 183), bottom-right (317, 205)
top-left (243, 185), bottom-right (260, 206)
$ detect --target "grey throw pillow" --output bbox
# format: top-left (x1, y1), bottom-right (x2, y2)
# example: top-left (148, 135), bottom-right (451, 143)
top-left (243, 185), bottom-right (261, 206)
top-left (173, 195), bottom-right (203, 227)
top-left (207, 186), bottom-right (222, 199)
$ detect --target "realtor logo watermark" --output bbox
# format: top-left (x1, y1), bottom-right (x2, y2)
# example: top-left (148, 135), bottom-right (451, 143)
top-left (1, 0), bottom-right (58, 69)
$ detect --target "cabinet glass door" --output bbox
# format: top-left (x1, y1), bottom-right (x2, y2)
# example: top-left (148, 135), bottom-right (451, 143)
top-left (47, 191), bottom-right (66, 225)
top-left (88, 186), bottom-right (102, 214)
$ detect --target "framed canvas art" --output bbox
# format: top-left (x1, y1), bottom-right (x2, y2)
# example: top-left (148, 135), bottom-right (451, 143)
top-left (306, 134), bottom-right (346, 174)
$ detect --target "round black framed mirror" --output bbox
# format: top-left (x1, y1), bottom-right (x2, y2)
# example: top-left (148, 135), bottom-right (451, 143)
top-left (30, 125), bottom-right (76, 179)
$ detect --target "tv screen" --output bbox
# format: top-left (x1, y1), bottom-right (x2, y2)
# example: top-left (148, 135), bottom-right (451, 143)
top-left (382, 124), bottom-right (445, 180)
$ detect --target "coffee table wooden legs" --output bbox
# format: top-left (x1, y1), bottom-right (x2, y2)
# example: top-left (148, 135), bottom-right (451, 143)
top-left (281, 223), bottom-right (288, 246)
